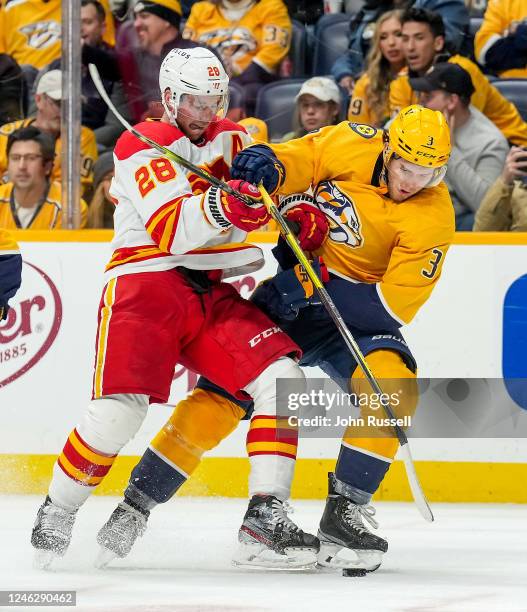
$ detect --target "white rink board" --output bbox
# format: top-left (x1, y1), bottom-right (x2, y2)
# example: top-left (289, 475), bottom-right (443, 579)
top-left (1, 239), bottom-right (527, 462)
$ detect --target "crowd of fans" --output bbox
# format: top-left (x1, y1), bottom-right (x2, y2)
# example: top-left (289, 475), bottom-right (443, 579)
top-left (0, 0), bottom-right (525, 230)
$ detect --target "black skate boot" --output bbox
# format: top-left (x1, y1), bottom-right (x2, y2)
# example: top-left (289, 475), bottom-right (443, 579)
top-left (95, 501), bottom-right (149, 568)
top-left (233, 495), bottom-right (319, 570)
top-left (31, 496), bottom-right (77, 569)
top-left (317, 473), bottom-right (388, 575)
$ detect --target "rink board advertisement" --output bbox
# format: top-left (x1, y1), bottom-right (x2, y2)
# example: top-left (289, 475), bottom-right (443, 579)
top-left (1, 231), bottom-right (527, 502)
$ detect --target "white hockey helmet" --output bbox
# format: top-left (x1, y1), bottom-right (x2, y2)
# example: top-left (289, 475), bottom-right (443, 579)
top-left (159, 47), bottom-right (229, 126)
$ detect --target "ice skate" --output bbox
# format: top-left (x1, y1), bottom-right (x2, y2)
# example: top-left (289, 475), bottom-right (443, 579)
top-left (95, 501), bottom-right (149, 568)
top-left (317, 473), bottom-right (388, 574)
top-left (31, 496), bottom-right (77, 569)
top-left (233, 495), bottom-right (319, 570)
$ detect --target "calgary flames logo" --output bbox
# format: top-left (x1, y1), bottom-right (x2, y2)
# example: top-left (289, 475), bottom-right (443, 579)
top-left (186, 157), bottom-right (229, 194)
top-left (315, 181), bottom-right (363, 247)
top-left (0, 262), bottom-right (62, 388)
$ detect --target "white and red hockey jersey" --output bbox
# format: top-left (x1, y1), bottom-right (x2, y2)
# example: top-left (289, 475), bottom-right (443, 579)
top-left (106, 118), bottom-right (264, 281)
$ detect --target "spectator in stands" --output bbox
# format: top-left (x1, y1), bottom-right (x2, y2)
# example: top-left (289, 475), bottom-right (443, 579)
top-left (0, 70), bottom-right (98, 196)
top-left (0, 126), bottom-right (88, 229)
top-left (331, 0), bottom-right (469, 94)
top-left (475, 0), bottom-right (527, 78)
top-left (281, 77), bottom-right (341, 141)
top-left (0, 53), bottom-right (25, 126)
top-left (87, 151), bottom-right (115, 228)
top-left (183, 0), bottom-right (292, 115)
top-left (348, 9), bottom-right (405, 126)
top-left (0, 0), bottom-right (115, 91)
top-left (413, 63), bottom-right (509, 230)
top-left (118, 0), bottom-right (202, 122)
top-left (390, 8), bottom-right (527, 146)
top-left (474, 147), bottom-right (527, 231)
top-left (42, 0), bottom-right (127, 149)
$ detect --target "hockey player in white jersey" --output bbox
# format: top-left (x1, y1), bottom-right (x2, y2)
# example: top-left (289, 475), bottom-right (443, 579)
top-left (31, 47), bottom-right (323, 569)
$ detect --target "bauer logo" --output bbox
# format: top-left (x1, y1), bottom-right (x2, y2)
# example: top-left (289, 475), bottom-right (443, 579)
top-left (0, 262), bottom-right (62, 388)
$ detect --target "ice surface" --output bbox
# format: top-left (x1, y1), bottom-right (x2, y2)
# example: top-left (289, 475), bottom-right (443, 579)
top-left (1, 495), bottom-right (526, 612)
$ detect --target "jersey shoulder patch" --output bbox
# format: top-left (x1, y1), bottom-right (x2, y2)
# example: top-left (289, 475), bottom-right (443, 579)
top-left (114, 121), bottom-right (185, 161)
top-left (348, 122), bottom-right (378, 139)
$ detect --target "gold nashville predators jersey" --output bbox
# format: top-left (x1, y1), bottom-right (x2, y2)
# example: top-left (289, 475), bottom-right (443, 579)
top-left (270, 121), bottom-right (455, 325)
top-left (0, 0), bottom-right (115, 70)
top-left (389, 56), bottom-right (527, 146)
top-left (0, 118), bottom-right (98, 192)
top-left (0, 180), bottom-right (88, 229)
top-left (475, 0), bottom-right (527, 79)
top-left (183, 0), bottom-right (291, 75)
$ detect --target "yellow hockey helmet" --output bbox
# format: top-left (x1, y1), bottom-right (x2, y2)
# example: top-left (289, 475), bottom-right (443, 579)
top-left (387, 105), bottom-right (451, 168)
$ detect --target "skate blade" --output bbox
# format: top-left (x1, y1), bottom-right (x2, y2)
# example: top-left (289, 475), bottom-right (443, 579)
top-left (232, 542), bottom-right (317, 571)
top-left (33, 549), bottom-right (60, 570)
top-left (317, 541), bottom-right (383, 572)
top-left (94, 546), bottom-right (119, 569)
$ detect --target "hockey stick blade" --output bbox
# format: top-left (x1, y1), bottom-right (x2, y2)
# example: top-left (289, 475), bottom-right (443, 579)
top-left (258, 185), bottom-right (434, 523)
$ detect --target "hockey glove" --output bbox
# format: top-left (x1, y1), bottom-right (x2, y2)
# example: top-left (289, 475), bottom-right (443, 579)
top-left (203, 180), bottom-right (271, 232)
top-left (231, 145), bottom-right (285, 195)
top-left (255, 257), bottom-right (329, 321)
top-left (280, 194), bottom-right (329, 252)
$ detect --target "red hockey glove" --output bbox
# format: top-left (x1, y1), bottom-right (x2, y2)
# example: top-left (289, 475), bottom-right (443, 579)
top-left (204, 180), bottom-right (271, 232)
top-left (280, 194), bottom-right (329, 252)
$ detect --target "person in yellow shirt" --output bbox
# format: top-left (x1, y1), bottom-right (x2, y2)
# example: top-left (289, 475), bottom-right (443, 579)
top-left (475, 0), bottom-right (527, 79)
top-left (0, 227), bottom-right (22, 320)
top-left (348, 9), bottom-right (405, 127)
top-left (0, 70), bottom-right (98, 196)
top-left (183, 0), bottom-right (291, 114)
top-left (0, 125), bottom-right (87, 229)
top-left (102, 106), bottom-right (454, 573)
top-left (0, 0), bottom-right (115, 72)
top-left (390, 7), bottom-right (527, 145)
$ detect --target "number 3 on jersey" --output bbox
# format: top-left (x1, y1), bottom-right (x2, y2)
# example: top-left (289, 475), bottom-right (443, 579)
top-left (422, 248), bottom-right (443, 279)
top-left (135, 158), bottom-right (177, 197)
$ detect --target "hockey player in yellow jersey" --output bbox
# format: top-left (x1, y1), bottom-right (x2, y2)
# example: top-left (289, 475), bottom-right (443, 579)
top-left (391, 7), bottom-right (527, 146)
top-left (183, 0), bottom-right (291, 113)
top-left (105, 106), bottom-right (454, 573)
top-left (0, 228), bottom-right (22, 320)
top-left (0, 0), bottom-right (115, 71)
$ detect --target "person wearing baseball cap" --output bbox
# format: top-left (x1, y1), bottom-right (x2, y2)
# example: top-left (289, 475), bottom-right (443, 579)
top-left (282, 77), bottom-right (341, 142)
top-left (412, 62), bottom-right (509, 231)
top-left (0, 69), bottom-right (98, 196)
top-left (119, 0), bottom-right (204, 122)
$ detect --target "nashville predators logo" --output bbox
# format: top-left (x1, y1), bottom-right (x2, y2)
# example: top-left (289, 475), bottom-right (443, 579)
top-left (315, 181), bottom-right (363, 247)
top-left (20, 21), bottom-right (61, 50)
top-left (194, 27), bottom-right (256, 76)
top-left (349, 123), bottom-right (377, 139)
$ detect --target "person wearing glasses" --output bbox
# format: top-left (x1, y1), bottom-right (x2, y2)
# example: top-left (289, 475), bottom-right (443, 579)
top-left (0, 126), bottom-right (87, 229)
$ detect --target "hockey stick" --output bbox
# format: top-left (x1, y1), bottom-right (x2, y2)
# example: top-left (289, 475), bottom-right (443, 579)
top-left (89, 63), bottom-right (432, 522)
top-left (258, 185), bottom-right (433, 522)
